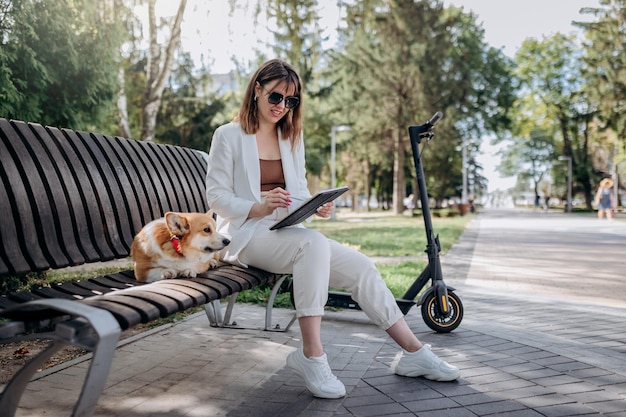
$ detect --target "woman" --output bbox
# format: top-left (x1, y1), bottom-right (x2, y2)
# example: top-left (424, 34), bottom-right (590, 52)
top-left (595, 178), bottom-right (615, 220)
top-left (206, 59), bottom-right (459, 399)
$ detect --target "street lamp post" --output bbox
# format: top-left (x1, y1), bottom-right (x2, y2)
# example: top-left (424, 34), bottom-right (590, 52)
top-left (614, 160), bottom-right (625, 211)
top-left (330, 125), bottom-right (350, 220)
top-left (461, 140), bottom-right (468, 204)
top-left (558, 156), bottom-right (572, 213)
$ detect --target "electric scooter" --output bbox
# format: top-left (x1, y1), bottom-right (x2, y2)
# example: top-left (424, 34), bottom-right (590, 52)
top-left (325, 112), bottom-right (464, 333)
top-left (401, 111), bottom-right (463, 332)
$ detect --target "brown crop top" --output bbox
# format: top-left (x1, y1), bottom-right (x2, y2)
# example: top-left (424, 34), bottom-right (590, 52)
top-left (260, 159), bottom-right (286, 191)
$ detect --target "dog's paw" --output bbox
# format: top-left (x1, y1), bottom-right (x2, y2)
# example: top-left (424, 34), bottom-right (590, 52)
top-left (161, 269), bottom-right (178, 280)
top-left (179, 269), bottom-right (197, 278)
top-left (208, 259), bottom-right (220, 269)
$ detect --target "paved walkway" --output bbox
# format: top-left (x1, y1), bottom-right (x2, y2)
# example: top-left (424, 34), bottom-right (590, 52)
top-left (15, 209), bottom-right (626, 416)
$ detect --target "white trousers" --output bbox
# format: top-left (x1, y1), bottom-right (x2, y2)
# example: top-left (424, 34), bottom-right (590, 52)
top-left (238, 218), bottom-right (405, 330)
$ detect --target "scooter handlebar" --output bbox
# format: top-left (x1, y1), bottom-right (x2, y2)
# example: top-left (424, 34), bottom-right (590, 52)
top-left (408, 111), bottom-right (443, 141)
top-left (426, 111), bottom-right (443, 127)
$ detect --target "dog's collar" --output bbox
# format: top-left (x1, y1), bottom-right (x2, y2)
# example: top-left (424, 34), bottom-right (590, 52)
top-left (170, 234), bottom-right (184, 256)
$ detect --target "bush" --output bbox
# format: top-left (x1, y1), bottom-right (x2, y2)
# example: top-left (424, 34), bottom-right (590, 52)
top-left (0, 272), bottom-right (48, 296)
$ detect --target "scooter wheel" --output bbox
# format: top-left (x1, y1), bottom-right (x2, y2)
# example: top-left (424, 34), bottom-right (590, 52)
top-left (421, 291), bottom-right (463, 333)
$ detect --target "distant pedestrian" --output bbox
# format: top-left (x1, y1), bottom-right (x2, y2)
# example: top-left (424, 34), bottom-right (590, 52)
top-left (594, 178), bottom-right (615, 220)
top-left (534, 194), bottom-right (540, 210)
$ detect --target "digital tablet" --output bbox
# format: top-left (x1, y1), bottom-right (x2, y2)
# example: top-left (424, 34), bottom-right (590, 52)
top-left (269, 186), bottom-right (349, 230)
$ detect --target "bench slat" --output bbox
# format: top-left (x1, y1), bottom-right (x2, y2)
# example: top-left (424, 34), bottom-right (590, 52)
top-left (121, 139), bottom-right (170, 217)
top-left (0, 297), bottom-right (20, 310)
top-left (160, 144), bottom-right (207, 213)
top-left (0, 119), bottom-right (51, 273)
top-left (105, 290), bottom-right (180, 317)
top-left (151, 281), bottom-right (208, 305)
top-left (64, 129), bottom-right (128, 258)
top-left (97, 294), bottom-right (161, 323)
top-left (70, 280), bottom-right (118, 296)
top-left (135, 141), bottom-right (184, 213)
top-left (215, 270), bottom-right (262, 291)
top-left (189, 277), bottom-right (232, 299)
top-left (55, 127), bottom-right (118, 261)
top-left (45, 125), bottom-right (107, 262)
top-left (106, 272), bottom-right (144, 286)
top-left (32, 286), bottom-right (83, 301)
top-left (159, 279), bottom-right (220, 301)
top-left (12, 121), bottom-right (75, 268)
top-left (98, 136), bottom-right (153, 230)
top-left (123, 286), bottom-right (196, 310)
top-left (51, 282), bottom-right (108, 298)
top-left (33, 123), bottom-right (91, 264)
top-left (90, 276), bottom-right (135, 291)
top-left (84, 131), bottom-right (141, 250)
top-left (0, 302), bottom-right (66, 322)
top-left (113, 138), bottom-right (158, 224)
top-left (0, 142), bottom-right (30, 274)
top-left (80, 298), bottom-right (143, 329)
top-left (8, 291), bottom-right (45, 303)
top-left (168, 145), bottom-right (208, 213)
top-left (150, 143), bottom-right (193, 213)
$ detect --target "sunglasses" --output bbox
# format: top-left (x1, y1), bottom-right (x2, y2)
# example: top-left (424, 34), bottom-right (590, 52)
top-left (262, 87), bottom-right (300, 109)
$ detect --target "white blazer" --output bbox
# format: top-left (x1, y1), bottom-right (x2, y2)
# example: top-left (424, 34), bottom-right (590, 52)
top-left (205, 122), bottom-right (311, 265)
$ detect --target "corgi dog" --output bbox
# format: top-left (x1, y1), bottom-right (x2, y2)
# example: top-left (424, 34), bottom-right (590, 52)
top-left (131, 211), bottom-right (230, 283)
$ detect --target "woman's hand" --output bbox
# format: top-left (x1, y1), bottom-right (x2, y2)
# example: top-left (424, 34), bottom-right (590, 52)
top-left (315, 201), bottom-right (334, 218)
top-left (257, 187), bottom-right (291, 216)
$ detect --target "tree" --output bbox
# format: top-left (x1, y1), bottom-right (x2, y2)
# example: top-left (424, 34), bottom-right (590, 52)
top-left (577, 0), bottom-right (626, 151)
top-left (156, 53), bottom-right (239, 151)
top-left (329, 0), bottom-right (440, 213)
top-left (514, 34), bottom-right (599, 208)
top-left (138, 0), bottom-right (187, 142)
top-left (498, 129), bottom-right (556, 202)
top-left (328, 0), bottom-right (515, 212)
top-left (0, 0), bottom-right (123, 130)
top-left (251, 0), bottom-right (330, 186)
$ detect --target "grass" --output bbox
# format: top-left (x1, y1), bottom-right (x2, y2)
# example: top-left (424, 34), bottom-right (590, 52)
top-left (2, 210), bottom-right (473, 314)
top-left (0, 266), bottom-right (132, 297)
top-left (240, 210), bottom-right (473, 306)
top-left (308, 211), bottom-right (469, 256)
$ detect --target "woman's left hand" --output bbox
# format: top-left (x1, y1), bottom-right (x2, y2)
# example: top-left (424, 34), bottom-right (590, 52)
top-left (315, 201), bottom-right (334, 218)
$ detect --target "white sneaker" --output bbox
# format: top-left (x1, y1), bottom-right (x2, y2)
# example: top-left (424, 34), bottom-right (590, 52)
top-left (286, 348), bottom-right (346, 399)
top-left (392, 344), bottom-right (460, 381)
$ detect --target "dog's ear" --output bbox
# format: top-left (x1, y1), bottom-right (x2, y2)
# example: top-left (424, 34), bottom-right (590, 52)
top-left (206, 209), bottom-right (216, 220)
top-left (165, 212), bottom-right (190, 236)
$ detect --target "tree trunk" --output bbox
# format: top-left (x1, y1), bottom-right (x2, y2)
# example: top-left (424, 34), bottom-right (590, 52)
top-left (100, 0), bottom-right (130, 138)
top-left (364, 159), bottom-right (371, 212)
top-left (392, 126), bottom-right (405, 214)
top-left (116, 67), bottom-right (131, 138)
top-left (140, 0), bottom-right (187, 142)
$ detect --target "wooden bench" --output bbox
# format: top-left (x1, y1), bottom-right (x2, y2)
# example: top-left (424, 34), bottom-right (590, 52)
top-left (0, 118), bottom-right (294, 416)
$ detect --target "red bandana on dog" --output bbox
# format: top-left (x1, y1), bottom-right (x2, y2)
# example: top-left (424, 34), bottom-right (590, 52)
top-left (170, 235), bottom-right (184, 256)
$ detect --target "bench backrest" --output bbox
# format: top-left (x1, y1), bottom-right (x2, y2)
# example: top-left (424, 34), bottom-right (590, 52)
top-left (0, 118), bottom-right (209, 277)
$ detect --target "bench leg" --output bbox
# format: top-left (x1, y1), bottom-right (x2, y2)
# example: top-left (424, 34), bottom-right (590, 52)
top-left (222, 292), bottom-right (238, 325)
top-left (204, 293), bottom-right (239, 327)
top-left (204, 299), bottom-right (224, 326)
top-left (203, 276), bottom-right (296, 331)
top-left (265, 275), bottom-right (297, 332)
top-left (0, 299), bottom-right (120, 417)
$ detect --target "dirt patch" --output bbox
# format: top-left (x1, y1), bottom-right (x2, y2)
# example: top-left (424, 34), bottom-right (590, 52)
top-left (0, 324), bottom-right (154, 386)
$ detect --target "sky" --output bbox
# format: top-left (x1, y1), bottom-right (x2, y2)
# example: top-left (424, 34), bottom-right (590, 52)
top-left (171, 0), bottom-right (598, 193)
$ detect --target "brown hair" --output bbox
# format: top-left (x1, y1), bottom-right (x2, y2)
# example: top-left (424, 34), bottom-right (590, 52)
top-left (234, 59), bottom-right (303, 149)
top-left (600, 178), bottom-right (614, 188)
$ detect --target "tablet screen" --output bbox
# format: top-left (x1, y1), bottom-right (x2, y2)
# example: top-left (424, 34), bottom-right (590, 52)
top-left (269, 186), bottom-right (349, 230)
